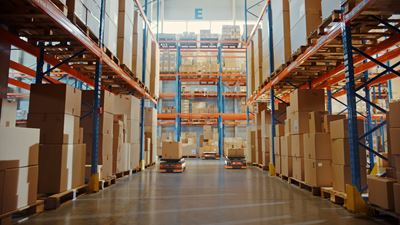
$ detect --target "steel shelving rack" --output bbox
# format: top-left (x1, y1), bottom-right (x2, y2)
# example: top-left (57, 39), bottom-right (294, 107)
top-left (245, 0), bottom-right (400, 211)
top-left (0, 0), bottom-right (159, 192)
top-left (158, 39), bottom-right (250, 156)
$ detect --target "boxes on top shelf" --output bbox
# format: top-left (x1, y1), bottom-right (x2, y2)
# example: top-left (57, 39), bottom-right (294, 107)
top-left (0, 100), bottom-right (17, 128)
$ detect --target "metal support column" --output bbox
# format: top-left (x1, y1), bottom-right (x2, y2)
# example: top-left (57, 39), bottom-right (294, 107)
top-left (341, 22), bottom-right (361, 191)
top-left (363, 70), bottom-right (374, 171)
top-left (217, 45), bottom-right (224, 157)
top-left (139, 0), bottom-right (149, 169)
top-left (35, 42), bottom-right (45, 84)
top-left (89, 0), bottom-right (106, 193)
top-left (267, 2), bottom-right (276, 175)
top-left (327, 88), bottom-right (333, 114)
top-left (175, 46), bottom-right (182, 142)
top-left (244, 0), bottom-right (250, 126)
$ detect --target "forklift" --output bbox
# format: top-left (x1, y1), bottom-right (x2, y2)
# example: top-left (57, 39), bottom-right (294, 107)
top-left (224, 156), bottom-right (247, 169)
top-left (159, 158), bottom-right (186, 173)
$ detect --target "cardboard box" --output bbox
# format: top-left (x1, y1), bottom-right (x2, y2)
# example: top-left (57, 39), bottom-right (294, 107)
top-left (284, 118), bottom-right (291, 135)
top-left (291, 134), bottom-right (304, 157)
top-left (29, 84), bottom-right (82, 116)
top-left (292, 157), bottom-right (304, 181)
top-left (28, 113), bottom-right (80, 144)
top-left (308, 111), bottom-right (327, 133)
top-left (72, 144), bottom-right (86, 188)
top-left (330, 119), bottom-right (364, 139)
top-left (0, 127), bottom-right (40, 167)
top-left (390, 155), bottom-right (400, 172)
top-left (290, 111), bottom-right (310, 134)
top-left (275, 124), bottom-right (285, 137)
top-left (0, 164), bottom-right (38, 214)
top-left (281, 136), bottom-right (292, 156)
top-left (333, 164), bottom-right (367, 192)
top-left (81, 90), bottom-right (114, 114)
top-left (275, 154), bottom-right (281, 174)
top-left (389, 101), bottom-right (400, 128)
top-left (80, 112), bottom-right (114, 135)
top-left (303, 133), bottom-right (331, 160)
top-left (281, 155), bottom-right (293, 177)
top-left (274, 137), bottom-right (281, 155)
top-left (367, 176), bottom-right (397, 210)
top-left (226, 148), bottom-right (245, 158)
top-left (305, 159), bottom-right (333, 187)
top-left (288, 89), bottom-right (325, 113)
top-left (0, 100), bottom-right (16, 127)
top-left (130, 143), bottom-right (140, 170)
top-left (331, 138), bottom-right (367, 166)
top-left (182, 144), bottom-right (197, 157)
top-left (389, 128), bottom-right (400, 155)
top-left (394, 183), bottom-right (400, 214)
top-left (84, 133), bottom-right (113, 165)
top-left (162, 141), bottom-right (182, 160)
top-left (323, 114), bottom-right (346, 133)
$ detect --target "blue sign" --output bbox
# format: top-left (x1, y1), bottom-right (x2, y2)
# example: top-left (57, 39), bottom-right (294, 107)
top-left (195, 8), bottom-right (203, 19)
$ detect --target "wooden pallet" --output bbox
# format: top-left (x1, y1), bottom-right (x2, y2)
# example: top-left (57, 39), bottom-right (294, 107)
top-left (321, 187), bottom-right (347, 206)
top-left (145, 162), bottom-right (156, 168)
top-left (288, 177), bottom-right (321, 196)
top-left (41, 185), bottom-right (88, 210)
top-left (116, 170), bottom-right (131, 179)
top-left (183, 155), bottom-right (198, 158)
top-left (99, 176), bottom-right (117, 190)
top-left (0, 200), bottom-right (44, 225)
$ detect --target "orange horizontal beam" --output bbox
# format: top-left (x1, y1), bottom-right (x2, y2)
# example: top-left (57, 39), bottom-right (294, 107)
top-left (8, 78), bottom-right (31, 90)
top-left (157, 113), bottom-right (252, 120)
top-left (9, 61), bottom-right (62, 84)
top-left (159, 92), bottom-right (246, 99)
top-left (161, 48), bottom-right (246, 53)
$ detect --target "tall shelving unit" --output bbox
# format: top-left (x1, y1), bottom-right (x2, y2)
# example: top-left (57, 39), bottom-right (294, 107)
top-left (245, 0), bottom-right (400, 210)
top-left (158, 39), bottom-right (250, 157)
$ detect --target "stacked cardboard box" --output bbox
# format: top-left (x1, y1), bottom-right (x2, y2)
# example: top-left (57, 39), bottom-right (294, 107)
top-left (289, 0), bottom-right (322, 54)
top-left (150, 40), bottom-right (160, 98)
top-left (224, 138), bottom-right (246, 157)
top-left (330, 119), bottom-right (366, 192)
top-left (117, 0), bottom-right (134, 70)
top-left (284, 89), bottom-right (325, 181)
top-left (0, 100), bottom-right (40, 214)
top-left (144, 107), bottom-right (157, 166)
top-left (274, 124), bottom-right (284, 174)
top-left (27, 84), bottom-right (85, 194)
top-left (162, 141), bottom-right (182, 160)
top-left (367, 176), bottom-right (397, 211)
top-left (181, 132), bottom-right (197, 157)
top-left (199, 126), bottom-right (218, 156)
top-left (81, 90), bottom-right (114, 180)
top-left (132, 10), bottom-right (144, 78)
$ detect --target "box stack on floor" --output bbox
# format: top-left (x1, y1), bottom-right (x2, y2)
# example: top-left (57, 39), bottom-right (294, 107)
top-left (27, 84), bottom-right (86, 194)
top-left (0, 100), bottom-right (40, 214)
top-left (368, 101), bottom-right (400, 213)
top-left (144, 107), bottom-right (157, 166)
top-left (199, 126), bottom-right (218, 156)
top-left (224, 138), bottom-right (246, 158)
top-left (181, 132), bottom-right (198, 157)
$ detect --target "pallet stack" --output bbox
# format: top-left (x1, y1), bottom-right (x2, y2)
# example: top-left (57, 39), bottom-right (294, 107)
top-left (27, 84), bottom-right (86, 195)
top-left (1, 100), bottom-right (40, 214)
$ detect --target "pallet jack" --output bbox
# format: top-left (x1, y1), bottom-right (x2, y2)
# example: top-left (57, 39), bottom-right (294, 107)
top-left (224, 157), bottom-right (247, 169)
top-left (201, 152), bottom-right (220, 160)
top-left (159, 158), bottom-right (186, 173)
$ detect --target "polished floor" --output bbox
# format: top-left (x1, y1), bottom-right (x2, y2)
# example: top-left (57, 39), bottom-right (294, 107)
top-left (22, 159), bottom-right (394, 225)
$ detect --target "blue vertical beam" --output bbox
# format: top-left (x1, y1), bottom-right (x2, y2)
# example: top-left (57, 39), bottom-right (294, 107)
top-left (217, 45), bottom-right (224, 157)
top-left (378, 84), bottom-right (385, 152)
top-left (267, 2), bottom-right (276, 166)
top-left (327, 89), bottom-right (333, 114)
top-left (363, 70), bottom-right (374, 170)
top-left (244, 0), bottom-right (250, 126)
top-left (139, 0), bottom-right (149, 164)
top-left (35, 42), bottom-right (45, 84)
top-left (91, 0), bottom-right (106, 177)
top-left (341, 22), bottom-right (361, 191)
top-left (175, 46), bottom-right (181, 142)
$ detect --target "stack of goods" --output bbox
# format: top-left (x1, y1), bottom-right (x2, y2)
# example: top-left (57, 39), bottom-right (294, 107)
top-left (116, 0), bottom-right (135, 70)
top-left (162, 141), bottom-right (183, 160)
top-left (27, 84), bottom-right (85, 194)
top-left (160, 51), bottom-right (176, 73)
top-left (112, 114), bottom-right (130, 174)
top-left (181, 132), bottom-right (198, 157)
top-left (274, 123), bottom-right (285, 174)
top-left (200, 29), bottom-right (219, 48)
top-left (224, 138), bottom-right (246, 158)
top-left (132, 10), bottom-right (145, 78)
top-left (0, 100), bottom-right (40, 214)
top-left (289, 0), bottom-right (322, 54)
top-left (150, 40), bottom-right (160, 98)
top-left (192, 102), bottom-right (208, 114)
top-left (178, 32), bottom-right (197, 48)
top-left (182, 100), bottom-right (190, 114)
top-left (81, 90), bottom-right (114, 180)
top-left (220, 25), bottom-right (240, 41)
top-left (144, 107), bottom-right (157, 166)
top-left (159, 33), bottom-right (177, 48)
top-left (368, 101), bottom-right (400, 213)
top-left (304, 112), bottom-right (336, 187)
top-left (199, 126), bottom-right (218, 156)
top-left (330, 119), bottom-right (366, 192)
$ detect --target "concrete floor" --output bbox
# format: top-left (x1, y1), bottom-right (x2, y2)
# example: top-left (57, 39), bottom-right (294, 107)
top-left (22, 159), bottom-right (395, 225)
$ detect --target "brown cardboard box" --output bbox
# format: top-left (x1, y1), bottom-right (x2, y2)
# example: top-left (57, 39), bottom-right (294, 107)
top-left (284, 118), bottom-right (291, 135)
top-left (290, 112), bottom-right (310, 134)
top-left (388, 101), bottom-right (400, 128)
top-left (281, 156), bottom-right (293, 177)
top-left (367, 176), bottom-right (397, 210)
top-left (182, 144), bottom-right (197, 157)
top-left (162, 141), bottom-right (182, 160)
top-left (80, 112), bottom-right (114, 135)
top-left (29, 84), bottom-right (82, 116)
top-left (323, 114), bottom-right (346, 133)
top-left (305, 159), bottom-right (333, 187)
top-left (389, 128), bottom-right (400, 155)
top-left (275, 154), bottom-right (281, 174)
top-left (291, 134), bottom-right (304, 157)
top-left (85, 133), bottom-right (113, 165)
top-left (0, 100), bottom-right (16, 128)
top-left (274, 137), bottom-right (281, 155)
top-left (281, 136), bottom-right (292, 156)
top-left (333, 164), bottom-right (367, 192)
top-left (390, 155), bottom-right (400, 172)
top-left (330, 119), bottom-right (364, 139)
top-left (331, 138), bottom-right (367, 166)
top-left (308, 111), bottom-right (327, 133)
top-left (292, 157), bottom-right (304, 181)
top-left (81, 90), bottom-right (114, 114)
top-left (304, 133), bottom-right (331, 160)
top-left (72, 144), bottom-right (86, 188)
top-left (28, 113), bottom-right (80, 144)
top-left (0, 160), bottom-right (19, 214)
top-left (275, 124), bottom-right (285, 136)
top-left (394, 183), bottom-right (400, 214)
top-left (289, 89), bottom-right (325, 113)
top-left (226, 148), bottom-right (245, 158)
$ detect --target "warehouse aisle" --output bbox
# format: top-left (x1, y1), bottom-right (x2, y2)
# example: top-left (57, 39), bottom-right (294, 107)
top-left (22, 160), bottom-right (393, 225)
